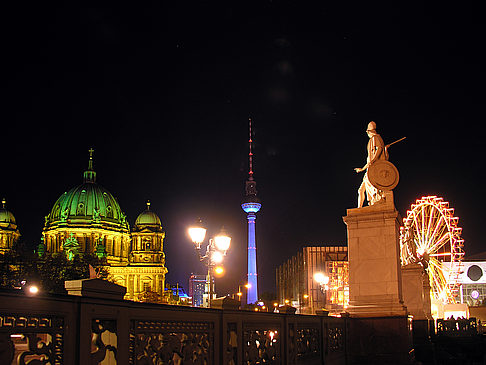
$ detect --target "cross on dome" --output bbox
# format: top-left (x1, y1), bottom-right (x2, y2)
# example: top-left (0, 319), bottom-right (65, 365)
top-left (83, 148), bottom-right (97, 183)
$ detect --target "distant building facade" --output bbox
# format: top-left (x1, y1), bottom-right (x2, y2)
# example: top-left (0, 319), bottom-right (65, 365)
top-left (443, 255), bottom-right (486, 306)
top-left (166, 284), bottom-right (191, 305)
top-left (188, 274), bottom-right (206, 307)
top-left (276, 245), bottom-right (348, 314)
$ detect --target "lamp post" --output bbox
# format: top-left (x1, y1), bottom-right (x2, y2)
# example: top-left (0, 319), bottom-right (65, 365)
top-left (300, 293), bottom-right (309, 314)
top-left (188, 219), bottom-right (231, 308)
top-left (314, 272), bottom-right (329, 312)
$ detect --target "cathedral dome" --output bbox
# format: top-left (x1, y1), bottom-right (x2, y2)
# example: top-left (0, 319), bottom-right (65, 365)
top-left (134, 201), bottom-right (162, 231)
top-left (0, 199), bottom-right (17, 228)
top-left (44, 150), bottom-right (129, 233)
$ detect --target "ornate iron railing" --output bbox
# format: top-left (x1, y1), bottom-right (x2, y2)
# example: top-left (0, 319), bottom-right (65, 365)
top-left (0, 289), bottom-right (347, 365)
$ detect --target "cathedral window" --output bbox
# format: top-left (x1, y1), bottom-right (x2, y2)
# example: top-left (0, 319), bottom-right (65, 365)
top-left (143, 237), bottom-right (152, 251)
top-left (76, 202), bottom-right (85, 216)
top-left (143, 282), bottom-right (151, 292)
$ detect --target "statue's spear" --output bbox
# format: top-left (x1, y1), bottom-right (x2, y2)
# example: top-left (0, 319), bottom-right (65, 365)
top-left (385, 136), bottom-right (406, 149)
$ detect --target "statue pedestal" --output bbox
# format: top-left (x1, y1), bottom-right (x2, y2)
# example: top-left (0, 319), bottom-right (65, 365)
top-left (343, 193), bottom-right (407, 317)
top-left (401, 263), bottom-right (432, 320)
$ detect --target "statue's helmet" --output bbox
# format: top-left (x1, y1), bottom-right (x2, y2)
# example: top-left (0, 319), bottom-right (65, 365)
top-left (366, 121), bottom-right (376, 132)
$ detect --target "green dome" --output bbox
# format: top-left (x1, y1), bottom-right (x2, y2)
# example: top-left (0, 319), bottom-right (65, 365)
top-left (44, 151), bottom-right (129, 232)
top-left (0, 199), bottom-right (17, 227)
top-left (134, 201), bottom-right (162, 231)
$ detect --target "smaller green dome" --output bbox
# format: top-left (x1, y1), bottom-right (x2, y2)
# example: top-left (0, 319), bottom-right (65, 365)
top-left (0, 198), bottom-right (17, 226)
top-left (134, 201), bottom-right (162, 229)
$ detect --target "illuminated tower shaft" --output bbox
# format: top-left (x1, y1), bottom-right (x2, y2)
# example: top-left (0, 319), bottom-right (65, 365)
top-left (242, 201), bottom-right (261, 304)
top-left (242, 118), bottom-right (261, 305)
top-left (245, 211), bottom-right (260, 304)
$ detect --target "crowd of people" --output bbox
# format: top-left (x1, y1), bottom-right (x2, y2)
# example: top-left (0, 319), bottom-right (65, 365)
top-left (437, 316), bottom-right (479, 335)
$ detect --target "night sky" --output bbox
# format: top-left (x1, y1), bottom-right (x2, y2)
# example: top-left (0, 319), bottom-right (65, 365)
top-left (1, 3), bottom-right (483, 296)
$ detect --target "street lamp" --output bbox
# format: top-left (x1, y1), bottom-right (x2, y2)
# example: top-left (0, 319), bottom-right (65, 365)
top-left (300, 293), bottom-right (309, 314)
top-left (27, 285), bottom-right (39, 295)
top-left (188, 219), bottom-right (231, 308)
top-left (314, 272), bottom-right (329, 311)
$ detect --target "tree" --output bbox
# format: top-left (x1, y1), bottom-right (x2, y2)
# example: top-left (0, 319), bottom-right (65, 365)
top-left (0, 249), bottom-right (108, 294)
top-left (138, 290), bottom-right (163, 304)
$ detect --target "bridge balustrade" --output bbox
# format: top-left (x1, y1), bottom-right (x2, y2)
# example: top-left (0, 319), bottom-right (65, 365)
top-left (0, 287), bottom-right (346, 365)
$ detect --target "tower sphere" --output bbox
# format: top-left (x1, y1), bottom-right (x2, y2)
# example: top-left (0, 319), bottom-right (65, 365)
top-left (241, 202), bottom-right (261, 214)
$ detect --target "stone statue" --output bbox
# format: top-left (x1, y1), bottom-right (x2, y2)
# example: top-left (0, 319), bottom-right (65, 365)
top-left (354, 121), bottom-right (387, 207)
top-left (354, 122), bottom-right (404, 208)
top-left (93, 207), bottom-right (101, 223)
top-left (60, 208), bottom-right (69, 222)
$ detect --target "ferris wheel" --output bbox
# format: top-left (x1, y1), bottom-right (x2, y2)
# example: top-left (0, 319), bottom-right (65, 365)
top-left (400, 196), bottom-right (464, 304)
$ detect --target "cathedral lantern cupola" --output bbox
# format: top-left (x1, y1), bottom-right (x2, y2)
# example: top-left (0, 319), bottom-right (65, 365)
top-left (131, 201), bottom-right (166, 264)
top-left (83, 148), bottom-right (97, 183)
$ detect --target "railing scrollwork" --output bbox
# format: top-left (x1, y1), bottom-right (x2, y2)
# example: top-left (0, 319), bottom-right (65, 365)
top-left (129, 320), bottom-right (213, 364)
top-left (0, 314), bottom-right (64, 365)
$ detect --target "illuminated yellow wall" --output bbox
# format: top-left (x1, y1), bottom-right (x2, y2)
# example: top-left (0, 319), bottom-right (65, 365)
top-left (43, 228), bottom-right (130, 266)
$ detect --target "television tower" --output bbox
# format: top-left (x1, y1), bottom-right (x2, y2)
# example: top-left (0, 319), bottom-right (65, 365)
top-left (241, 118), bottom-right (261, 305)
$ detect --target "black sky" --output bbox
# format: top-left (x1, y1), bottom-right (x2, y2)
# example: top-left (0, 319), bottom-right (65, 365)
top-left (1, 2), bottom-right (483, 296)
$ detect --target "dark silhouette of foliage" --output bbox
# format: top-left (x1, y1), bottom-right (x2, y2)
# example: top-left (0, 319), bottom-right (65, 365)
top-left (138, 290), bottom-right (163, 304)
top-left (0, 248), bottom-right (108, 294)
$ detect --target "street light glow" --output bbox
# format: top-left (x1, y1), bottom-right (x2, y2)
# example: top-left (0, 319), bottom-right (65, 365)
top-left (214, 266), bottom-right (225, 276)
top-left (188, 226), bottom-right (207, 245)
top-left (314, 272), bottom-right (329, 285)
top-left (211, 251), bottom-right (224, 264)
top-left (188, 218), bottom-right (207, 245)
top-left (28, 285), bottom-right (39, 295)
top-left (214, 228), bottom-right (231, 251)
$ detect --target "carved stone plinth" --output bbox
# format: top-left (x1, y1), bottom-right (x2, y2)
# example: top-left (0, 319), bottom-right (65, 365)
top-left (65, 278), bottom-right (127, 300)
top-left (346, 316), bottom-right (412, 364)
top-left (343, 193), bottom-right (407, 317)
top-left (211, 296), bottom-right (240, 310)
top-left (278, 305), bottom-right (297, 314)
top-left (401, 263), bottom-right (432, 320)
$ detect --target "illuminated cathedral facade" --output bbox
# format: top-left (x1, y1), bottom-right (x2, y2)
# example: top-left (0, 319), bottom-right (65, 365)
top-left (0, 198), bottom-right (20, 255)
top-left (2, 150), bottom-right (168, 301)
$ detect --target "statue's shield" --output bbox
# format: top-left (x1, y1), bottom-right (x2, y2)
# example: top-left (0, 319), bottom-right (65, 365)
top-left (368, 160), bottom-right (399, 191)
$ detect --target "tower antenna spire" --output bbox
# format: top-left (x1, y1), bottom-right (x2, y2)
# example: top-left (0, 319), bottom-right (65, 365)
top-left (242, 117), bottom-right (261, 305)
top-left (248, 118), bottom-right (254, 181)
